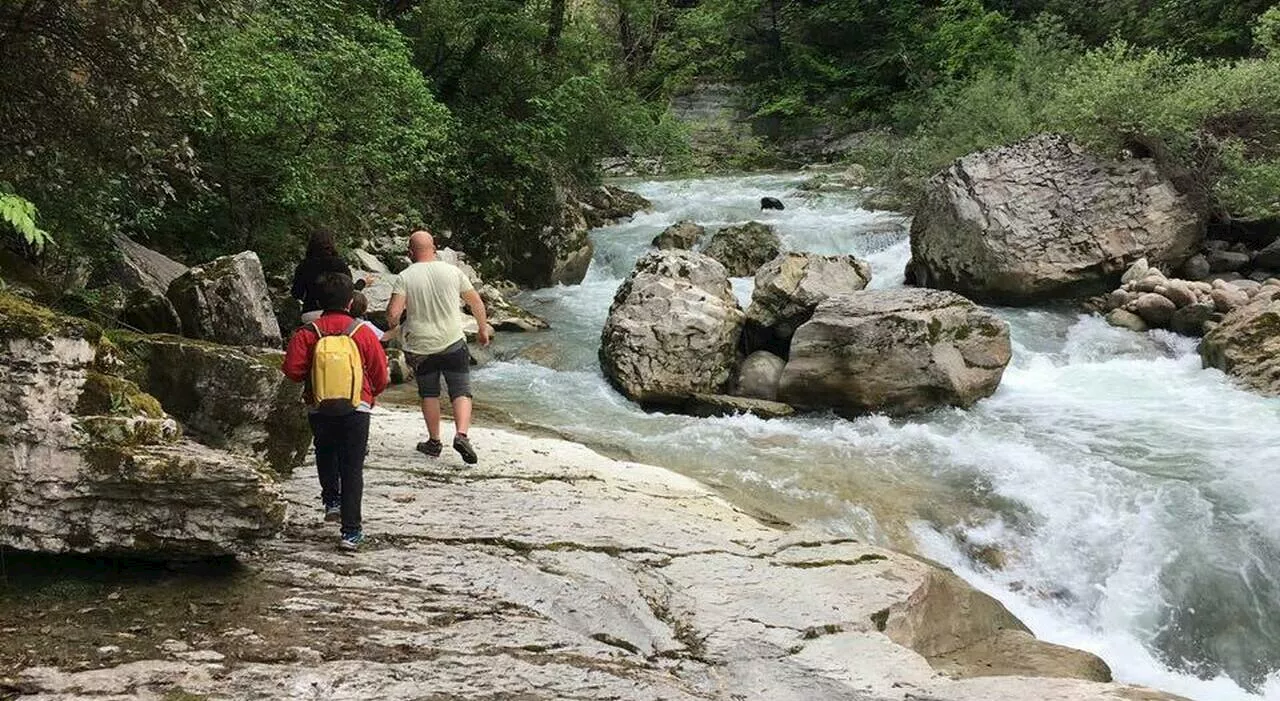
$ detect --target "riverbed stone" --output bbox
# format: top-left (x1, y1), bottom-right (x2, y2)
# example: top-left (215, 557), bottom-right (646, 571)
top-left (579, 185), bottom-right (652, 228)
top-left (778, 289), bottom-right (1012, 415)
top-left (702, 221), bottom-right (783, 277)
top-left (600, 250), bottom-right (744, 408)
top-left (1105, 308), bottom-right (1149, 333)
top-left (1133, 293), bottom-right (1177, 327)
top-left (652, 220), bottom-right (705, 250)
top-left (908, 134), bottom-right (1205, 304)
top-left (166, 251), bottom-right (282, 348)
top-left (0, 293), bottom-right (285, 558)
top-left (735, 350), bottom-right (786, 401)
top-left (1181, 253), bottom-right (1212, 280)
top-left (1170, 302), bottom-right (1215, 336)
top-left (1207, 249), bottom-right (1251, 273)
top-left (1201, 298), bottom-right (1280, 396)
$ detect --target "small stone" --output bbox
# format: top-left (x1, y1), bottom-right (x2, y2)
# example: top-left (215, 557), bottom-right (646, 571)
top-left (1207, 250), bottom-right (1251, 273)
top-left (1120, 258), bottom-right (1150, 284)
top-left (1211, 287), bottom-right (1250, 313)
top-left (1159, 280), bottom-right (1196, 308)
top-left (107, 592), bottom-right (121, 601)
top-left (1105, 289), bottom-right (1132, 310)
top-left (160, 639), bottom-right (192, 654)
top-left (97, 645), bottom-right (121, 657)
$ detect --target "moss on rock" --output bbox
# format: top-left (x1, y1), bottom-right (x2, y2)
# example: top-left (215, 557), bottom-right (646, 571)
top-left (0, 291), bottom-right (100, 342)
top-left (76, 371), bottom-right (165, 419)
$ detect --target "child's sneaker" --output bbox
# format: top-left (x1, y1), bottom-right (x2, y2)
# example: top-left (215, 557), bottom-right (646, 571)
top-left (453, 434), bottom-right (477, 465)
top-left (323, 500), bottom-right (341, 522)
top-left (416, 438), bottom-right (442, 458)
top-left (339, 530), bottom-right (364, 551)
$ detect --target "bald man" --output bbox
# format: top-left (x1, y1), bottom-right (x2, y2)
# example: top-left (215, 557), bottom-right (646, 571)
top-left (387, 230), bottom-right (490, 464)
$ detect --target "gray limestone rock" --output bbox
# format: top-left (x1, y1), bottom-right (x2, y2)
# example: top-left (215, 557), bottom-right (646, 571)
top-left (112, 235), bottom-right (187, 335)
top-left (600, 250), bottom-right (745, 407)
top-left (0, 293), bottom-right (285, 557)
top-left (746, 252), bottom-right (873, 340)
top-left (908, 134), bottom-right (1205, 304)
top-left (652, 220), bottom-right (706, 250)
top-left (735, 350), bottom-right (786, 401)
top-left (167, 251), bottom-right (282, 348)
top-left (778, 289), bottom-right (1012, 415)
top-left (702, 221), bottom-right (783, 277)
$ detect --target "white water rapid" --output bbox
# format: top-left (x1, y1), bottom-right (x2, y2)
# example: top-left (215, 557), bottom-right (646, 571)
top-left (472, 173), bottom-right (1280, 701)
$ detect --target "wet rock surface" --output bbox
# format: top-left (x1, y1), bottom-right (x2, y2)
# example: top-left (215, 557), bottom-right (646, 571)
top-left (4, 411), bottom-right (1183, 701)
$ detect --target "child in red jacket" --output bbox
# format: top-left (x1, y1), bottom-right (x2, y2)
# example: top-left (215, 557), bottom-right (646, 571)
top-left (282, 272), bottom-right (389, 550)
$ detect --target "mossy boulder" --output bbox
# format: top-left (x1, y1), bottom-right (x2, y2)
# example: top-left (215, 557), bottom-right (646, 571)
top-left (166, 251), bottom-right (282, 348)
top-left (1, 294), bottom-right (285, 557)
top-left (702, 221), bottom-right (782, 277)
top-left (109, 332), bottom-right (309, 474)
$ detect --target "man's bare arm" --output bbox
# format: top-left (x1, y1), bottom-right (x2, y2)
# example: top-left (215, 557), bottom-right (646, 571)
top-left (462, 289), bottom-right (490, 346)
top-left (387, 293), bottom-right (407, 330)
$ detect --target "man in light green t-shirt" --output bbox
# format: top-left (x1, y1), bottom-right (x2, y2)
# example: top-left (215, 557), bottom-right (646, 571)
top-left (387, 230), bottom-right (490, 464)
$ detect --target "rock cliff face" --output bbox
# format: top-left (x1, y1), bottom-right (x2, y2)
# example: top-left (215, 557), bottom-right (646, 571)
top-left (599, 250), bottom-right (745, 407)
top-left (0, 294), bottom-right (285, 558)
top-left (909, 133), bottom-right (1205, 304)
top-left (8, 412), bottom-right (1182, 701)
top-left (778, 289), bottom-right (1012, 415)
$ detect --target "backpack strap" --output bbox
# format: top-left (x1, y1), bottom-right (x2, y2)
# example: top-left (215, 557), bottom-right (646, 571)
top-left (307, 321), bottom-right (325, 338)
top-left (344, 319), bottom-right (362, 337)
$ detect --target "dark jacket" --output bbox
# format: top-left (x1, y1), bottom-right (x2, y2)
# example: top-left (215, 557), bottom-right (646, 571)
top-left (291, 255), bottom-right (351, 313)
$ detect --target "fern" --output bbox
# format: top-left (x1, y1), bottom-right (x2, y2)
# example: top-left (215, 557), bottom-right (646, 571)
top-left (0, 191), bottom-right (53, 252)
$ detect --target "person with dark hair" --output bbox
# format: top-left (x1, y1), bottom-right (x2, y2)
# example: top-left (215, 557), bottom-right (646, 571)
top-left (291, 229), bottom-right (354, 324)
top-left (281, 272), bottom-right (389, 551)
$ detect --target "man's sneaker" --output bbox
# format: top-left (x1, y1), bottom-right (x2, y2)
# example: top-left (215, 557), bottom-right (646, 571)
top-left (323, 502), bottom-right (341, 523)
top-left (416, 438), bottom-right (442, 458)
top-left (453, 434), bottom-right (477, 465)
top-left (339, 530), bottom-right (364, 551)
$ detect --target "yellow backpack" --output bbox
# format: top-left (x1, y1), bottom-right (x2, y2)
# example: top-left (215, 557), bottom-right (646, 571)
top-left (309, 320), bottom-right (364, 415)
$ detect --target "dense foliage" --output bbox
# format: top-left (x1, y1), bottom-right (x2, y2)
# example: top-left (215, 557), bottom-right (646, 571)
top-left (0, 0), bottom-right (680, 279)
top-left (4, 0), bottom-right (1280, 290)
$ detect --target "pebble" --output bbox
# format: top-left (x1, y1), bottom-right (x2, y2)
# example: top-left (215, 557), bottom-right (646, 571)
top-left (97, 645), bottom-right (121, 657)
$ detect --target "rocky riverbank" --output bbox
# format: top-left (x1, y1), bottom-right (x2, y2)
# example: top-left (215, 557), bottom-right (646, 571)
top-left (5, 410), bottom-right (1184, 701)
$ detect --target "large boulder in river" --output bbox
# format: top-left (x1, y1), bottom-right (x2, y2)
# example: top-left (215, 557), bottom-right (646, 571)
top-left (908, 134), bottom-right (1205, 304)
top-left (112, 235), bottom-right (187, 335)
top-left (652, 220), bottom-right (705, 250)
top-left (1200, 296), bottom-right (1280, 396)
top-left (746, 252), bottom-right (873, 340)
top-left (600, 250), bottom-right (745, 407)
top-left (0, 293), bottom-right (285, 557)
top-left (702, 221), bottom-right (782, 277)
top-left (106, 333), bottom-right (311, 474)
top-left (778, 289), bottom-right (1012, 415)
top-left (167, 251), bottom-right (282, 347)
top-left (579, 184), bottom-right (652, 228)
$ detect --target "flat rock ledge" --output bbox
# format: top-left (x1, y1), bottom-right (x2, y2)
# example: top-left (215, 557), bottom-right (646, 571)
top-left (8, 410), bottom-right (1184, 701)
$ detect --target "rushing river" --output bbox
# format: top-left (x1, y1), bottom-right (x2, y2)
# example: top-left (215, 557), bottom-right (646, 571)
top-left (469, 173), bottom-right (1280, 700)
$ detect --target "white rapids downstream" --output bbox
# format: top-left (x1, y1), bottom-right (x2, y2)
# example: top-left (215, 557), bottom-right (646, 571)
top-left (468, 173), bottom-right (1280, 700)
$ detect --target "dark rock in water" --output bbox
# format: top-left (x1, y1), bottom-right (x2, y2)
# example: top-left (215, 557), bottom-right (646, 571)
top-left (760, 197), bottom-right (785, 211)
top-left (167, 251), bottom-right (282, 348)
top-left (600, 250), bottom-right (744, 407)
top-left (702, 221), bottom-right (782, 277)
top-left (652, 220), bottom-right (705, 250)
top-left (684, 393), bottom-right (794, 419)
top-left (1170, 302), bottom-right (1215, 336)
top-left (778, 289), bottom-right (1011, 415)
top-left (0, 293), bottom-right (285, 558)
top-left (580, 185), bottom-right (652, 229)
top-left (908, 134), bottom-right (1205, 305)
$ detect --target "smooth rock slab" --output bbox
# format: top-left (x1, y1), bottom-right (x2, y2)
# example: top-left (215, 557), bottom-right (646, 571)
top-left (778, 289), bottom-right (1012, 415)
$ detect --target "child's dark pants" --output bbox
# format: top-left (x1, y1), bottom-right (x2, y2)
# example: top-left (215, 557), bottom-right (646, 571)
top-left (309, 412), bottom-right (371, 535)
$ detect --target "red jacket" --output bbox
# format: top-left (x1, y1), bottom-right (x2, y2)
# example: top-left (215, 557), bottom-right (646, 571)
top-left (283, 312), bottom-right (389, 407)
